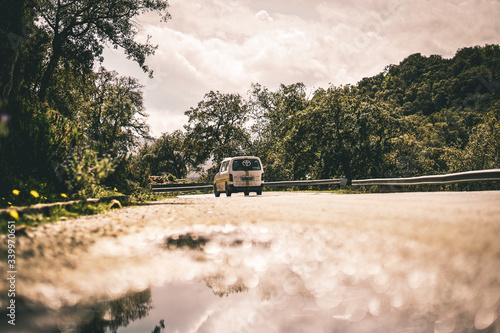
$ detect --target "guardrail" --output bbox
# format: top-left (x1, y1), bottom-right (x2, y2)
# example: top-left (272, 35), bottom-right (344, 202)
top-left (151, 169), bottom-right (500, 193)
top-left (263, 178), bottom-right (347, 187)
top-left (152, 184), bottom-right (213, 192)
top-left (351, 169), bottom-right (500, 186)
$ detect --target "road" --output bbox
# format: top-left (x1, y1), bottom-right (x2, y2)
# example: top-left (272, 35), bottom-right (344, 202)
top-left (1, 191), bottom-right (500, 332)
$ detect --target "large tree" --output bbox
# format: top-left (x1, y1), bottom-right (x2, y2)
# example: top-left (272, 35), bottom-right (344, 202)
top-left (184, 91), bottom-right (250, 167)
top-left (247, 83), bottom-right (310, 180)
top-left (35, 0), bottom-right (171, 101)
top-left (81, 69), bottom-right (150, 153)
top-left (0, 0), bottom-right (169, 198)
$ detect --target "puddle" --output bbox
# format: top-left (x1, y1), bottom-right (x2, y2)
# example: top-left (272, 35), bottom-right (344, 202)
top-left (0, 278), bottom-right (408, 333)
top-left (2, 223), bottom-right (500, 332)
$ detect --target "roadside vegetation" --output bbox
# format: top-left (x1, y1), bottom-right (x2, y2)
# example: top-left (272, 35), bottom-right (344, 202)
top-left (1, 1), bottom-right (172, 210)
top-left (0, 192), bottom-right (176, 233)
top-left (1, 201), bottom-right (114, 233)
top-left (181, 46), bottom-right (500, 185)
top-left (1, 2), bottom-right (499, 223)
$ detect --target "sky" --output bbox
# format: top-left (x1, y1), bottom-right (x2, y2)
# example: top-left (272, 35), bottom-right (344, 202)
top-left (102, 0), bottom-right (500, 137)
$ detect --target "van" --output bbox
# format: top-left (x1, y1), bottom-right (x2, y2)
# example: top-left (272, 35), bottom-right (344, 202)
top-left (214, 156), bottom-right (264, 197)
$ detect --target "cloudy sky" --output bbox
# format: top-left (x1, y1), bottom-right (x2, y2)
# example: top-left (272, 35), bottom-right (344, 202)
top-left (102, 0), bottom-right (500, 137)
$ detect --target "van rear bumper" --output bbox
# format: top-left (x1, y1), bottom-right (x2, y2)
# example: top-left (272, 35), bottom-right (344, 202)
top-left (228, 184), bottom-right (263, 193)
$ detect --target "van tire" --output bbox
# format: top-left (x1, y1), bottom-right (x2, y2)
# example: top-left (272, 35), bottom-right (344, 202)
top-left (257, 190), bottom-right (262, 195)
top-left (214, 185), bottom-right (220, 197)
top-left (225, 183), bottom-right (232, 197)
top-left (244, 191), bottom-right (249, 196)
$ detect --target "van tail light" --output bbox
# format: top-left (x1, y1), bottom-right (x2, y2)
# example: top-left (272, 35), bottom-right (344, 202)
top-left (229, 173), bottom-right (233, 182)
top-left (262, 173), bottom-right (264, 181)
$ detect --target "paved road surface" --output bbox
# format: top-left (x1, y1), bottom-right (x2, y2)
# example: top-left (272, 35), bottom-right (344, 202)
top-left (1, 191), bottom-right (500, 332)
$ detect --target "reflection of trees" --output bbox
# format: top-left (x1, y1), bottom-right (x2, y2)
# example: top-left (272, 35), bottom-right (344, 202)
top-left (78, 289), bottom-right (153, 333)
top-left (204, 276), bottom-right (248, 297)
top-left (152, 319), bottom-right (166, 333)
top-left (165, 233), bottom-right (209, 250)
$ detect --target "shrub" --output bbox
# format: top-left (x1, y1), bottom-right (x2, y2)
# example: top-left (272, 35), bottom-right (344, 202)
top-left (60, 146), bottom-right (119, 198)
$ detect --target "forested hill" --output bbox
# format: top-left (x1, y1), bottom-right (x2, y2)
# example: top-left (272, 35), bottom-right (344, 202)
top-left (358, 45), bottom-right (500, 117)
top-left (175, 44), bottom-right (500, 183)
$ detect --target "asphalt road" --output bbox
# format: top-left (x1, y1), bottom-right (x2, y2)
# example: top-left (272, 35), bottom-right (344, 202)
top-left (1, 191), bottom-right (500, 332)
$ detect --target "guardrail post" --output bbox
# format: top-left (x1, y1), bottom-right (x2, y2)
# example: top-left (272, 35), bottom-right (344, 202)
top-left (340, 178), bottom-right (348, 187)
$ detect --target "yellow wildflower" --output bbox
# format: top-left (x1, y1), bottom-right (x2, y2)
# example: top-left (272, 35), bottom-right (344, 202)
top-left (9, 210), bottom-right (19, 219)
top-left (61, 193), bottom-right (68, 198)
top-left (12, 189), bottom-right (20, 195)
top-left (114, 187), bottom-right (118, 192)
top-left (30, 190), bottom-right (40, 198)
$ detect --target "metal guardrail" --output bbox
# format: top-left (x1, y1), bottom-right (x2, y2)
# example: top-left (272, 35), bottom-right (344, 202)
top-left (263, 178), bottom-right (346, 187)
top-left (151, 179), bottom-right (347, 192)
top-left (151, 169), bottom-right (500, 192)
top-left (351, 169), bottom-right (500, 186)
top-left (152, 184), bottom-right (212, 192)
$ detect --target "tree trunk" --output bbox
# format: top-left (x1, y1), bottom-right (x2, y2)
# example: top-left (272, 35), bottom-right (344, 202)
top-left (0, 0), bottom-right (26, 114)
top-left (38, 36), bottom-right (63, 102)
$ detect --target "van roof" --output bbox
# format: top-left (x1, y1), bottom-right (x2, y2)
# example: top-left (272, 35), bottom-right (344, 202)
top-left (222, 156), bottom-right (260, 161)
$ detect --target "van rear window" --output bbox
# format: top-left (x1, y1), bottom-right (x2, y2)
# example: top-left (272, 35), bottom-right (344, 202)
top-left (232, 159), bottom-right (261, 171)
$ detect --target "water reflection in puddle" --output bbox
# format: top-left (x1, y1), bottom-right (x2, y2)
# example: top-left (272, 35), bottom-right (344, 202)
top-left (12, 279), bottom-right (394, 333)
top-left (3, 222), bottom-right (500, 332)
top-left (121, 280), bottom-right (344, 333)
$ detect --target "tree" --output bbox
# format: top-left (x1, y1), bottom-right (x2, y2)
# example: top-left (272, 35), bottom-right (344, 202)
top-left (0, 1), bottom-right (173, 201)
top-left (247, 83), bottom-right (309, 180)
top-left (253, 84), bottom-right (404, 181)
top-left (447, 101), bottom-right (500, 172)
top-left (141, 130), bottom-right (188, 178)
top-left (50, 67), bottom-right (150, 153)
top-left (0, 0), bottom-right (28, 115)
top-left (85, 69), bottom-right (150, 153)
top-left (184, 91), bottom-right (250, 167)
top-left (35, 0), bottom-right (171, 101)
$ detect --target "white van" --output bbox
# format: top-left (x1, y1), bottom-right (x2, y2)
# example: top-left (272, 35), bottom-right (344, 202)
top-left (214, 156), bottom-right (264, 197)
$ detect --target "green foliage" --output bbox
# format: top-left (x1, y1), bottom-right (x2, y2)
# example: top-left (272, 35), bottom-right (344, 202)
top-left (140, 131), bottom-right (188, 178)
top-left (247, 83), bottom-right (310, 180)
top-left (0, 0), bottom-right (168, 202)
top-left (60, 147), bottom-right (119, 198)
top-left (36, 0), bottom-right (171, 101)
top-left (184, 91), bottom-right (250, 166)
top-left (175, 45), bottom-right (500, 186)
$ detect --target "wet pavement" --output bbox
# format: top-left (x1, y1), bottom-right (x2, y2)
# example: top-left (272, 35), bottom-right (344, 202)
top-left (1, 191), bottom-right (500, 332)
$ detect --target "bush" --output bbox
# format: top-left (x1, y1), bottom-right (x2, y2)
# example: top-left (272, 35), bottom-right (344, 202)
top-left (60, 146), bottom-right (119, 198)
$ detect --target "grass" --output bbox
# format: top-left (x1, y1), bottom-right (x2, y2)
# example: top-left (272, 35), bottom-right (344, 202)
top-left (0, 192), bottom-right (177, 233)
top-left (0, 201), bottom-right (113, 233)
top-left (294, 188), bottom-right (363, 195)
top-left (264, 186), bottom-right (363, 194)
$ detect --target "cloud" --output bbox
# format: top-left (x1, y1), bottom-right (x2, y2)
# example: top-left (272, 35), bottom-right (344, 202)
top-left (102, 0), bottom-right (500, 136)
top-left (255, 10), bottom-right (273, 22)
